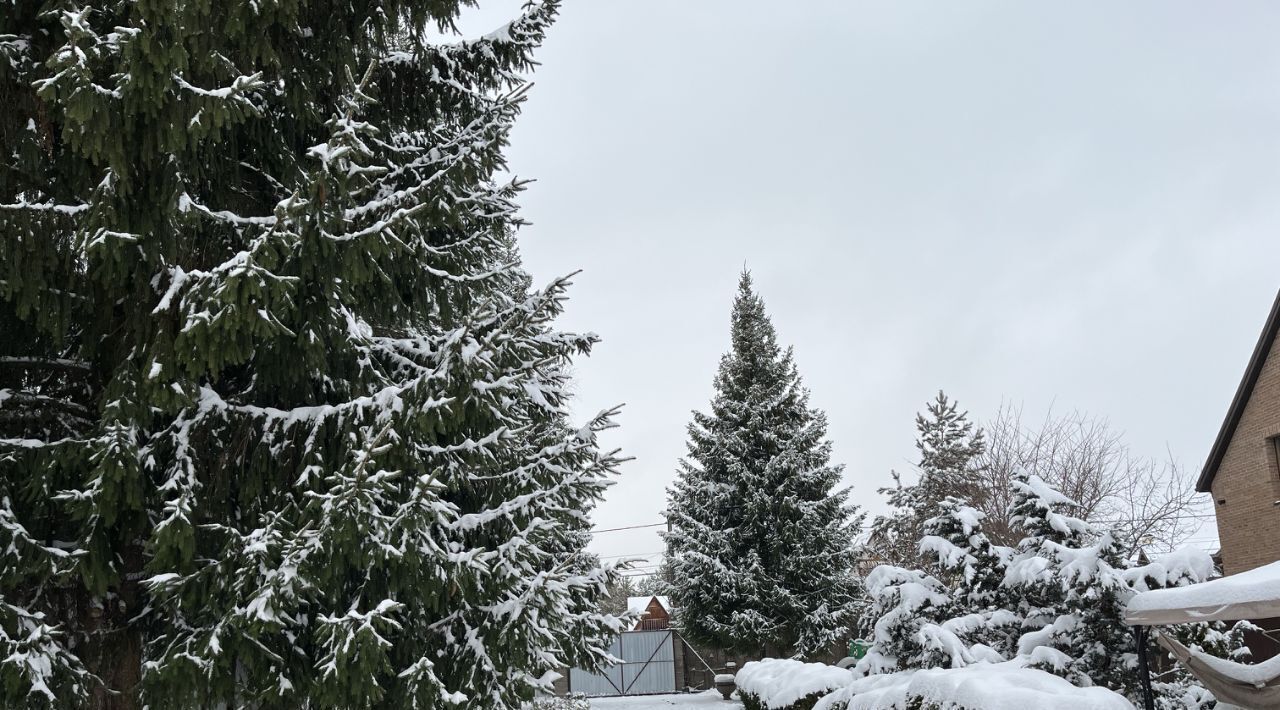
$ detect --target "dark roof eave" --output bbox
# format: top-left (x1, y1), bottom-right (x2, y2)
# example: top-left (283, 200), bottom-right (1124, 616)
top-left (1197, 288), bottom-right (1280, 493)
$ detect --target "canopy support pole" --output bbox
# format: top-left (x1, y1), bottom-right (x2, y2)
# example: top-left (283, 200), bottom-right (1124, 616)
top-left (1134, 625), bottom-right (1156, 710)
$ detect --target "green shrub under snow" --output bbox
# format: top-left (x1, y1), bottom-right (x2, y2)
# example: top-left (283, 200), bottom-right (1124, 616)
top-left (735, 659), bottom-right (854, 710)
top-left (740, 689), bottom-right (832, 710)
top-left (524, 694), bottom-right (590, 710)
top-left (810, 663), bottom-right (1134, 710)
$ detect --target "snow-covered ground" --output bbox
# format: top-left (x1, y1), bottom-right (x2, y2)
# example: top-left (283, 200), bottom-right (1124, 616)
top-left (589, 690), bottom-right (742, 708)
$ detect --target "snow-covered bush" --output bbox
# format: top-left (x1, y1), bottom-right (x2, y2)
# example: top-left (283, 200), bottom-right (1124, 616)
top-left (736, 659), bottom-right (853, 710)
top-left (854, 472), bottom-right (1247, 709)
top-left (813, 663), bottom-right (1135, 710)
top-left (858, 566), bottom-right (970, 675)
top-left (524, 694), bottom-right (590, 710)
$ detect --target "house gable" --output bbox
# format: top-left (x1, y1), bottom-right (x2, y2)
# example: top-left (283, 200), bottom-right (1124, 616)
top-left (1199, 289), bottom-right (1280, 492)
top-left (626, 595), bottom-right (672, 630)
top-left (1202, 289), bottom-right (1280, 575)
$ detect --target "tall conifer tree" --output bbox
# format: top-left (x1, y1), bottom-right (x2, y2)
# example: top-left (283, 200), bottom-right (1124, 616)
top-left (664, 272), bottom-right (861, 659)
top-left (0, 2), bottom-right (625, 707)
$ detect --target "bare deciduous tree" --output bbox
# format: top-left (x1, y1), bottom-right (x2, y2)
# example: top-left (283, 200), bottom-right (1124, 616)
top-left (970, 403), bottom-right (1205, 556)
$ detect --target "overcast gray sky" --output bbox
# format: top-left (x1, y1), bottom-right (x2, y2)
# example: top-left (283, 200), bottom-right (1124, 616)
top-left (456, 1), bottom-right (1280, 572)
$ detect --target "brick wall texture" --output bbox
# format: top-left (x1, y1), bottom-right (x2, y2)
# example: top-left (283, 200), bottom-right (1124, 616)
top-left (1211, 327), bottom-right (1280, 576)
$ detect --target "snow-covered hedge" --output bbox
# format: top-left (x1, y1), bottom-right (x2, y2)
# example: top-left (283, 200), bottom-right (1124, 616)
top-left (813, 663), bottom-right (1135, 710)
top-left (523, 694), bottom-right (589, 710)
top-left (735, 659), bottom-right (854, 710)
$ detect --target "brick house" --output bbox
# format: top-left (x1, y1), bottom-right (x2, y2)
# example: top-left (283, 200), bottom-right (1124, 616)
top-left (1197, 288), bottom-right (1280, 657)
top-left (1198, 289), bottom-right (1280, 574)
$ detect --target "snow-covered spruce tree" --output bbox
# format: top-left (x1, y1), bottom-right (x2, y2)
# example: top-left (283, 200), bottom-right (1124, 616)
top-left (919, 497), bottom-right (1007, 611)
top-left (664, 272), bottom-right (861, 659)
top-left (1, 3), bottom-right (627, 708)
top-left (916, 497), bottom-right (1021, 657)
top-left (855, 564), bottom-right (981, 675)
top-left (868, 391), bottom-right (985, 567)
top-left (1005, 475), bottom-right (1239, 707)
top-left (1003, 473), bottom-right (1162, 703)
top-left (855, 498), bottom-right (1014, 676)
top-left (856, 472), bottom-right (1247, 707)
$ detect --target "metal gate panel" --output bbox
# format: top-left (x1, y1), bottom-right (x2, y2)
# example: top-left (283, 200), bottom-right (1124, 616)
top-left (568, 636), bottom-right (624, 696)
top-left (568, 664), bottom-right (623, 697)
top-left (621, 658), bottom-right (675, 695)
top-left (568, 630), bottom-right (676, 697)
top-left (620, 630), bottom-right (675, 695)
top-left (621, 630), bottom-right (673, 662)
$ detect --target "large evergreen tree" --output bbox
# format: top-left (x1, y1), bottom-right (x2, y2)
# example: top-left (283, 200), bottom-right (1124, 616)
top-left (0, 2), bottom-right (626, 708)
top-left (664, 272), bottom-right (861, 659)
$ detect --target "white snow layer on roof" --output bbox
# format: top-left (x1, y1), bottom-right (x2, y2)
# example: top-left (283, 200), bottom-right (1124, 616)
top-left (626, 595), bottom-right (671, 615)
top-left (813, 663), bottom-right (1134, 710)
top-left (1126, 559), bottom-right (1280, 625)
top-left (735, 659), bottom-right (853, 708)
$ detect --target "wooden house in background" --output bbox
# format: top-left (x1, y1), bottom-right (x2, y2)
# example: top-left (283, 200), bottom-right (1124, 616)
top-left (627, 595), bottom-right (672, 631)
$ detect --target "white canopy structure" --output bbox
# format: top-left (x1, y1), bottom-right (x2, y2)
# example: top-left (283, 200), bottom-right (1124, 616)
top-left (1125, 560), bottom-right (1280, 710)
top-left (1125, 559), bottom-right (1280, 626)
top-left (1153, 634), bottom-right (1280, 709)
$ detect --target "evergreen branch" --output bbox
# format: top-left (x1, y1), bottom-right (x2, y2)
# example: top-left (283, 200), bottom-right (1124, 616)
top-left (0, 356), bottom-right (92, 373)
top-left (0, 390), bottom-right (93, 419)
top-left (171, 71), bottom-right (266, 105)
top-left (0, 198), bottom-right (89, 215)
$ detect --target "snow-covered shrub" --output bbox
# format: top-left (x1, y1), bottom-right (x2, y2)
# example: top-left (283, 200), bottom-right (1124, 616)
top-left (523, 693), bottom-right (590, 710)
top-left (857, 566), bottom-right (970, 675)
top-left (813, 663), bottom-right (1135, 710)
top-left (855, 472), bottom-right (1249, 709)
top-left (736, 659), bottom-right (853, 710)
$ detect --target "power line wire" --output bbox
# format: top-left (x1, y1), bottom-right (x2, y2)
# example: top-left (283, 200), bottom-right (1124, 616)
top-left (590, 522), bottom-right (666, 535)
top-left (591, 510), bottom-right (1220, 537)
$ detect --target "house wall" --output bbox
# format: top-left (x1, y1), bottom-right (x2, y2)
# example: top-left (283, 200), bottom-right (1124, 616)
top-left (635, 599), bottom-right (670, 630)
top-left (1211, 329), bottom-right (1280, 576)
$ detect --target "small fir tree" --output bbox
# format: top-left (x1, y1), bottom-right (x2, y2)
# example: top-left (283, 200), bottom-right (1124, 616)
top-left (869, 392), bottom-right (985, 567)
top-left (919, 497), bottom-right (1007, 611)
top-left (664, 272), bottom-right (862, 659)
top-left (1, 2), bottom-right (626, 708)
top-left (856, 565), bottom-right (956, 674)
top-left (1003, 474), bottom-right (1181, 706)
top-left (917, 497), bottom-right (1021, 657)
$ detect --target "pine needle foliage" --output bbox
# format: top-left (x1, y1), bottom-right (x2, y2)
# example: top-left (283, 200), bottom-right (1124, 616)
top-left (1, 2), bottom-right (625, 707)
top-left (868, 391), bottom-right (985, 568)
top-left (664, 272), bottom-right (862, 659)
